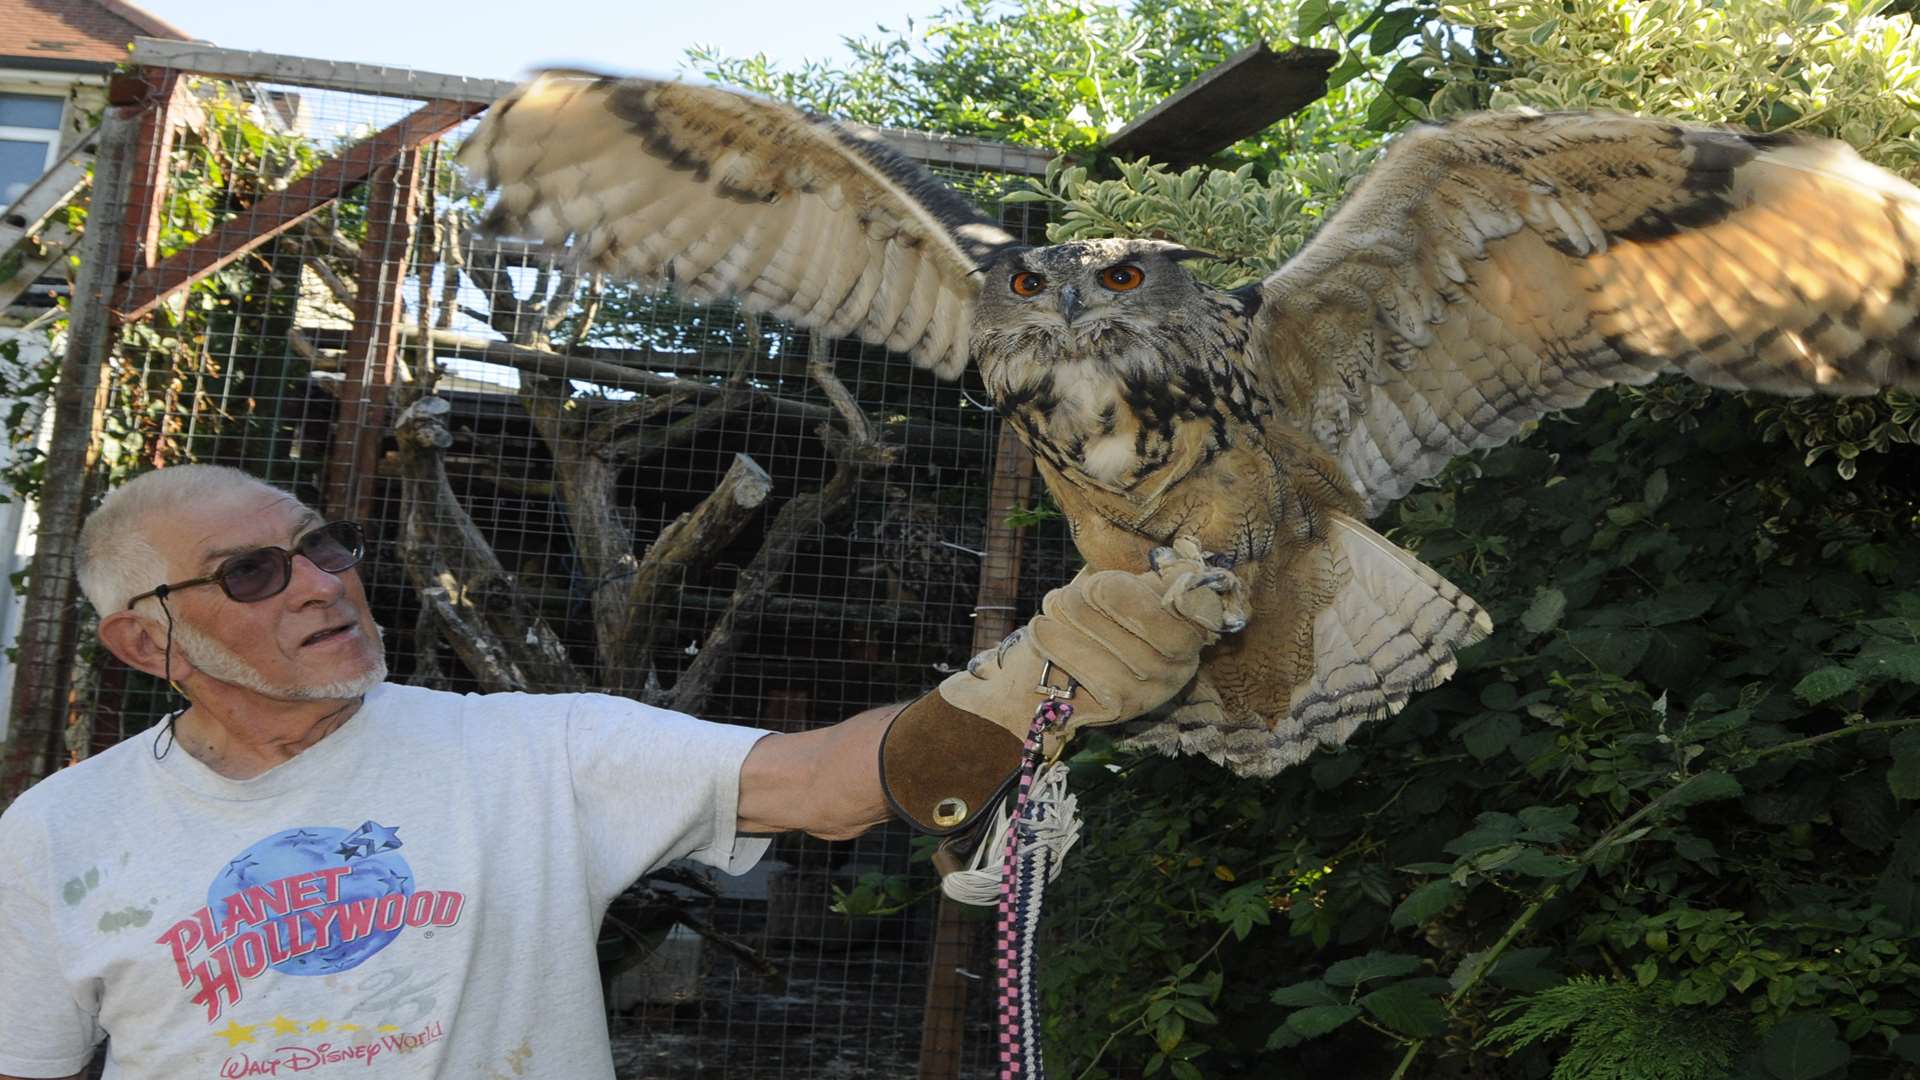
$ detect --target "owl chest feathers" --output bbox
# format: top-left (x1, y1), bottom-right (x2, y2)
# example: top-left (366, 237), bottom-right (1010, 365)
top-left (980, 308), bottom-right (1283, 526)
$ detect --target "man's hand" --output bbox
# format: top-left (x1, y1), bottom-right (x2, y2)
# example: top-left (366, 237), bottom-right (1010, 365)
top-left (879, 541), bottom-right (1248, 835)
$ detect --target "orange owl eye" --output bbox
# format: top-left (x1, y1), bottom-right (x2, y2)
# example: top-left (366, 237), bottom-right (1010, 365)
top-left (1010, 271), bottom-right (1047, 297)
top-left (1100, 264), bottom-right (1144, 291)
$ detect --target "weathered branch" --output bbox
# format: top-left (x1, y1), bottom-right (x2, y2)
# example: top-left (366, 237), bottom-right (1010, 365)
top-left (595, 385), bottom-right (753, 467)
top-left (569, 272), bottom-right (604, 352)
top-left (620, 453), bottom-right (773, 696)
top-left (668, 332), bottom-right (895, 715)
top-left (305, 251), bottom-right (357, 305)
top-left (393, 394), bottom-right (584, 692)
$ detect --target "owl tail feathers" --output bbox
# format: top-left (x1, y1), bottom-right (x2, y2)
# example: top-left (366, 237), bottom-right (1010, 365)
top-left (1275, 513), bottom-right (1493, 758)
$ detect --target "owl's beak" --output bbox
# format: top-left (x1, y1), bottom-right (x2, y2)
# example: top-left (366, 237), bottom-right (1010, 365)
top-left (1057, 284), bottom-right (1084, 325)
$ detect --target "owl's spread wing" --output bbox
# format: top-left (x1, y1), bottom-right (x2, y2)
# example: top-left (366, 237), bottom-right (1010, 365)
top-left (458, 73), bottom-right (1021, 378)
top-left (1253, 111), bottom-right (1920, 515)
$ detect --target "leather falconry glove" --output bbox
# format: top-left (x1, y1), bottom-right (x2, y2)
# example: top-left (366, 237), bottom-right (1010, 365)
top-left (880, 540), bottom-right (1249, 836)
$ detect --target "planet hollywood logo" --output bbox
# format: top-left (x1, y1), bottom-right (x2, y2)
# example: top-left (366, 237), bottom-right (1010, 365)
top-left (155, 823), bottom-right (465, 1022)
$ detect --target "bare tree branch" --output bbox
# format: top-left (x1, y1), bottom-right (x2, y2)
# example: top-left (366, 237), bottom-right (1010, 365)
top-left (668, 331), bottom-right (895, 716)
top-left (620, 453), bottom-right (773, 697)
top-left (393, 394), bottom-right (584, 692)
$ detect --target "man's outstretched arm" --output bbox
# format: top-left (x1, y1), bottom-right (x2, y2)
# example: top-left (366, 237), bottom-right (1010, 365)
top-left (736, 705), bottom-right (899, 840)
top-left (733, 545), bottom-right (1247, 842)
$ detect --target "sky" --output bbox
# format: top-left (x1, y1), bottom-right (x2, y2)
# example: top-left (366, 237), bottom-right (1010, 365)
top-left (135, 0), bottom-right (958, 83)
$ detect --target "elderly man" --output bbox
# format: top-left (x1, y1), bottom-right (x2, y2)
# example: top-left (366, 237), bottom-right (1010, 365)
top-left (0, 464), bottom-right (1244, 1079)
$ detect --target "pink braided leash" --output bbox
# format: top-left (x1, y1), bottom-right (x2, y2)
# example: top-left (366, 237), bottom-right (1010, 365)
top-left (993, 698), bottom-right (1071, 1080)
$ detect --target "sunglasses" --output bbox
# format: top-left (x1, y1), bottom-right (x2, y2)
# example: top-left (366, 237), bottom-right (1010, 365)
top-left (125, 521), bottom-right (366, 609)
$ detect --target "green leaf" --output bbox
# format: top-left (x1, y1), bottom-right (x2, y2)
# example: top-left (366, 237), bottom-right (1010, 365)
top-left (1369, 8), bottom-right (1425, 54)
top-left (1296, 0), bottom-right (1340, 37)
top-left (1391, 880), bottom-right (1462, 928)
top-left (1324, 950), bottom-right (1423, 988)
top-left (1520, 587), bottom-right (1567, 635)
top-left (1325, 50), bottom-right (1368, 91)
top-left (1666, 771), bottom-right (1744, 810)
top-left (1890, 730), bottom-right (1920, 801)
top-left (1360, 981), bottom-right (1450, 1037)
top-left (1463, 713), bottom-right (1523, 761)
top-left (1644, 468), bottom-right (1669, 509)
top-left (1794, 666), bottom-right (1859, 704)
top-left (1285, 1004), bottom-right (1361, 1039)
top-left (1853, 644), bottom-right (1920, 684)
top-left (1760, 1015), bottom-right (1850, 1080)
top-left (1891, 1034), bottom-right (1920, 1064)
top-left (1566, 627), bottom-right (1651, 675)
top-left (1271, 981), bottom-right (1339, 1007)
top-left (1639, 586), bottom-right (1719, 626)
top-left (1173, 999), bottom-right (1218, 1025)
top-left (1487, 947), bottom-right (1562, 993)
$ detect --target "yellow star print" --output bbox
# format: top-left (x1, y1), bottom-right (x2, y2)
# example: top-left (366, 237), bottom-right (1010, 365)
top-left (308, 1019), bottom-right (331, 1033)
top-left (335, 1023), bottom-right (362, 1034)
top-left (213, 1021), bottom-right (258, 1047)
top-left (376, 1025), bottom-right (400, 1033)
top-left (268, 1015), bottom-right (302, 1036)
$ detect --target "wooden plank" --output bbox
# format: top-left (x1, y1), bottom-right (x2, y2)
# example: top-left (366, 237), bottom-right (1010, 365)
top-left (1104, 42), bottom-right (1339, 165)
top-left (115, 67), bottom-right (182, 275)
top-left (112, 98), bottom-right (481, 322)
top-left (131, 37), bottom-right (518, 104)
top-left (0, 103), bottom-right (142, 803)
top-left (323, 147), bottom-right (421, 521)
top-left (918, 420), bottom-right (1037, 1080)
top-left (0, 219), bottom-right (78, 311)
top-left (129, 38), bottom-right (1050, 176)
top-left (845, 123), bottom-right (1055, 178)
top-left (0, 129), bottom-right (94, 253)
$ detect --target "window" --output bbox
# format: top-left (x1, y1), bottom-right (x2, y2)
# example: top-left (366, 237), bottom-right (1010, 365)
top-left (0, 92), bottom-right (64, 210)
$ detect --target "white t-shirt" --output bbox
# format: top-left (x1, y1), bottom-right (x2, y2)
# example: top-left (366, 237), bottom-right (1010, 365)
top-left (0, 682), bottom-right (771, 1079)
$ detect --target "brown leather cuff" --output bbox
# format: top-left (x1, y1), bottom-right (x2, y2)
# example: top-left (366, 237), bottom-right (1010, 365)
top-left (878, 689), bottom-right (1022, 835)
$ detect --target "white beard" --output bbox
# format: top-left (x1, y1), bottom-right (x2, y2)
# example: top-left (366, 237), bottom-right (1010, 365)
top-left (169, 618), bottom-right (387, 701)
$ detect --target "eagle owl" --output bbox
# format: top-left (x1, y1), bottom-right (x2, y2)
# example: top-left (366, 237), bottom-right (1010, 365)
top-left (460, 74), bottom-right (1920, 777)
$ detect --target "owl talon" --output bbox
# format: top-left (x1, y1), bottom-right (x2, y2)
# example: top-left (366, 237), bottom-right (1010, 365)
top-left (1204, 551), bottom-right (1238, 571)
top-left (1147, 546), bottom-right (1174, 574)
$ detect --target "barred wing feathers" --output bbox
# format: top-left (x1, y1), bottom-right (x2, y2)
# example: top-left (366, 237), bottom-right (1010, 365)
top-left (1255, 111), bottom-right (1920, 516)
top-left (458, 73), bottom-right (1020, 379)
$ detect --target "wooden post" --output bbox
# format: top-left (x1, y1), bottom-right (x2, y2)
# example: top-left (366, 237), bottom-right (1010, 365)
top-left (918, 421), bottom-right (1037, 1079)
top-left (0, 97), bottom-right (146, 801)
top-left (324, 147), bottom-right (421, 522)
top-left (116, 67), bottom-right (183, 276)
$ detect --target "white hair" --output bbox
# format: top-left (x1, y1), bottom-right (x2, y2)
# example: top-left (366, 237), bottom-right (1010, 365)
top-left (76, 464), bottom-right (286, 615)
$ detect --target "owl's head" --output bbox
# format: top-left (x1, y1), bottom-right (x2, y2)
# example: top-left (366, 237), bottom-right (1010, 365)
top-left (974, 238), bottom-right (1210, 347)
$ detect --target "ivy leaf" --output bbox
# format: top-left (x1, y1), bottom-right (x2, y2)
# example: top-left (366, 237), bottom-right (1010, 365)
top-left (1891, 1034), bottom-right (1920, 1064)
top-left (1521, 587), bottom-right (1567, 635)
top-left (1794, 667), bottom-right (1859, 704)
top-left (1666, 771), bottom-right (1744, 809)
top-left (1324, 951), bottom-right (1423, 988)
top-left (1855, 643), bottom-right (1920, 684)
top-left (1325, 50), bottom-right (1368, 91)
top-left (1368, 8), bottom-right (1426, 55)
top-left (1644, 468), bottom-right (1670, 509)
top-left (1360, 981), bottom-right (1450, 1037)
top-left (1270, 981), bottom-right (1339, 1007)
top-left (1639, 585), bottom-right (1719, 626)
top-left (1391, 880), bottom-right (1461, 928)
top-left (1462, 714), bottom-right (1523, 761)
top-left (1889, 730), bottom-right (1920, 801)
top-left (1566, 627), bottom-right (1651, 675)
top-left (1760, 1015), bottom-right (1849, 1080)
top-left (1488, 947), bottom-right (1563, 992)
top-left (1285, 1004), bottom-right (1361, 1039)
top-left (1296, 0), bottom-right (1342, 37)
